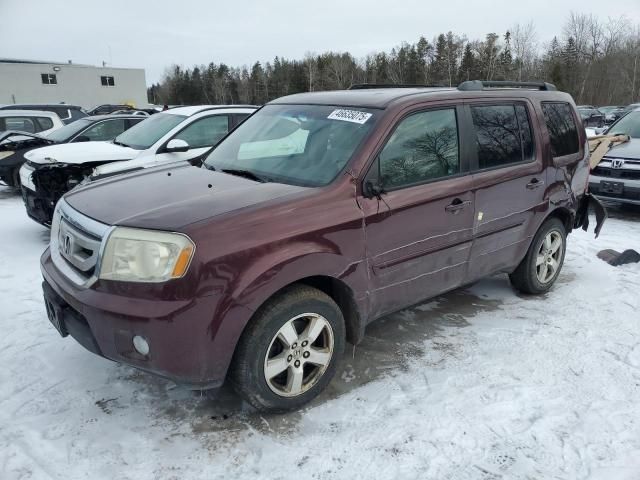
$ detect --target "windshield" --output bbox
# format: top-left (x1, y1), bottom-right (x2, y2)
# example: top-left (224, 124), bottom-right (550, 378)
top-left (113, 113), bottom-right (185, 150)
top-left (608, 111), bottom-right (640, 138)
top-left (203, 104), bottom-right (377, 187)
top-left (45, 118), bottom-right (92, 142)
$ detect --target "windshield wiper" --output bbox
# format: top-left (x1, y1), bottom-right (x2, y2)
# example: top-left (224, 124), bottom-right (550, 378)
top-left (221, 168), bottom-right (270, 183)
top-left (113, 140), bottom-right (130, 148)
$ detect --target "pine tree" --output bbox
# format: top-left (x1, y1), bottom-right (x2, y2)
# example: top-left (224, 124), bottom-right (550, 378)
top-left (459, 43), bottom-right (476, 82)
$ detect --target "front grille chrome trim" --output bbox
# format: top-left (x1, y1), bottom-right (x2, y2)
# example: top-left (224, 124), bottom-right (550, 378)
top-left (50, 199), bottom-right (114, 288)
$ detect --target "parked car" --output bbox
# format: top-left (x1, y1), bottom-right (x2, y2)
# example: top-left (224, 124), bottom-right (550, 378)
top-left (598, 106), bottom-right (626, 124)
top-left (39, 81), bottom-right (604, 412)
top-left (20, 105), bottom-right (256, 225)
top-left (0, 110), bottom-right (64, 136)
top-left (0, 115), bottom-right (144, 188)
top-left (111, 109), bottom-right (149, 116)
top-left (87, 104), bottom-right (134, 116)
top-left (589, 107), bottom-right (640, 205)
top-left (577, 107), bottom-right (605, 128)
top-left (624, 103), bottom-right (640, 113)
top-left (0, 104), bottom-right (86, 124)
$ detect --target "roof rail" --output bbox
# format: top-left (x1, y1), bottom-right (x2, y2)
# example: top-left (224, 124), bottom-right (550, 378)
top-left (457, 80), bottom-right (557, 91)
top-left (348, 83), bottom-right (445, 90)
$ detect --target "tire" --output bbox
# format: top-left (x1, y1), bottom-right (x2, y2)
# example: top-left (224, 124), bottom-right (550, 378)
top-left (230, 285), bottom-right (346, 413)
top-left (509, 217), bottom-right (567, 295)
top-left (11, 167), bottom-right (21, 189)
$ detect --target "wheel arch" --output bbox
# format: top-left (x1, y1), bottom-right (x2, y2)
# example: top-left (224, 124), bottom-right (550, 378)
top-left (245, 275), bottom-right (365, 347)
top-left (545, 206), bottom-right (574, 234)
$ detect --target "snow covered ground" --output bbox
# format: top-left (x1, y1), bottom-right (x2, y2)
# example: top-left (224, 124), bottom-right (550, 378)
top-left (1, 185), bottom-right (640, 480)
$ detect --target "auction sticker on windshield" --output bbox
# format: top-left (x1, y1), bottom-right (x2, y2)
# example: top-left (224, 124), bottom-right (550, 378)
top-left (327, 109), bottom-right (372, 124)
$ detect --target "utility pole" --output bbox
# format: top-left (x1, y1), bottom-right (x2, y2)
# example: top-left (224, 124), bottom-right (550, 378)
top-left (632, 55), bottom-right (638, 103)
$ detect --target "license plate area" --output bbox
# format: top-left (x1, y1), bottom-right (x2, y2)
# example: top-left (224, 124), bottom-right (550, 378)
top-left (600, 180), bottom-right (624, 195)
top-left (43, 284), bottom-right (69, 337)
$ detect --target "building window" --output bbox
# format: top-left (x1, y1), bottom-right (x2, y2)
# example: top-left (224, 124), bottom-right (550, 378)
top-left (100, 76), bottom-right (115, 87)
top-left (41, 73), bottom-right (57, 85)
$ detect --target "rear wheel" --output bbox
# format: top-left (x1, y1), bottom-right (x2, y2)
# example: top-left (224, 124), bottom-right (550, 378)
top-left (509, 217), bottom-right (566, 294)
top-left (230, 285), bottom-right (345, 413)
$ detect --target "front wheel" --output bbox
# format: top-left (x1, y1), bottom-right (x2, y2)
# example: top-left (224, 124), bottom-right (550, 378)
top-left (509, 217), bottom-right (567, 294)
top-left (230, 285), bottom-right (345, 413)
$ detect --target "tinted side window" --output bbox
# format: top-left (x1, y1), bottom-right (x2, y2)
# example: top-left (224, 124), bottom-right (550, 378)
top-left (232, 113), bottom-right (251, 128)
top-left (2, 117), bottom-right (37, 133)
top-left (379, 108), bottom-right (459, 189)
top-left (541, 102), bottom-right (579, 157)
top-left (80, 119), bottom-right (127, 141)
top-left (36, 117), bottom-right (54, 131)
top-left (173, 115), bottom-right (229, 149)
top-left (471, 105), bottom-right (533, 169)
top-left (53, 107), bottom-right (71, 121)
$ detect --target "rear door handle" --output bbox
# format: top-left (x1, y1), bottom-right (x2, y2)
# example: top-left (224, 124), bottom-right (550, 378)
top-left (445, 198), bottom-right (471, 213)
top-left (526, 178), bottom-right (545, 190)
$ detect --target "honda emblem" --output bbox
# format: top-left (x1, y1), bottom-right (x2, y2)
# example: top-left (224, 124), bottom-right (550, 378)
top-left (62, 234), bottom-right (72, 256)
top-left (611, 159), bottom-right (625, 169)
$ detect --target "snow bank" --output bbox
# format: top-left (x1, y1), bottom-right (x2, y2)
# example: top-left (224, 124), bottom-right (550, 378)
top-left (1, 187), bottom-right (639, 480)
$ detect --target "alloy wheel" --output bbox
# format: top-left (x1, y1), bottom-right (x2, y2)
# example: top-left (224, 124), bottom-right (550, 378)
top-left (263, 313), bottom-right (334, 397)
top-left (536, 230), bottom-right (563, 284)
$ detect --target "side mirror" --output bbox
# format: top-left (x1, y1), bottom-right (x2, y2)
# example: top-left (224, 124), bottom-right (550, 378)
top-left (364, 180), bottom-right (384, 199)
top-left (74, 135), bottom-right (91, 142)
top-left (165, 139), bottom-right (189, 153)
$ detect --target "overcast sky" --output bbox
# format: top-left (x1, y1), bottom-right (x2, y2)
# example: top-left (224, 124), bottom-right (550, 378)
top-left (2, 0), bottom-right (639, 85)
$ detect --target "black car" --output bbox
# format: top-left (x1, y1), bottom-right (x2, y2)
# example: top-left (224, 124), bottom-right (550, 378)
top-left (0, 104), bottom-right (86, 125)
top-left (86, 104), bottom-right (135, 116)
top-left (598, 106), bottom-right (626, 125)
top-left (0, 114), bottom-right (144, 187)
top-left (577, 107), bottom-right (605, 128)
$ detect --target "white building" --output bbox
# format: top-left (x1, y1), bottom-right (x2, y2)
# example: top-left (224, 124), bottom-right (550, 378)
top-left (0, 58), bottom-right (148, 109)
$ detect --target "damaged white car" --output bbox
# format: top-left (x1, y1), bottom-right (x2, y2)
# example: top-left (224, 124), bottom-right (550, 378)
top-left (19, 105), bottom-right (256, 226)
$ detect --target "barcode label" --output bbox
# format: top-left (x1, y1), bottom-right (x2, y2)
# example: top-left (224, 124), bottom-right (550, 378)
top-left (327, 109), bottom-right (372, 124)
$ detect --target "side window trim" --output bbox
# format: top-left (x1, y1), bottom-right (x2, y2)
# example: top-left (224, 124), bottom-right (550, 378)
top-left (465, 100), bottom-right (537, 173)
top-left (363, 104), bottom-right (468, 193)
top-left (540, 101), bottom-right (583, 165)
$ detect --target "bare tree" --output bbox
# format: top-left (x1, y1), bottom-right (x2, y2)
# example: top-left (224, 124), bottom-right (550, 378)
top-left (512, 22), bottom-right (538, 81)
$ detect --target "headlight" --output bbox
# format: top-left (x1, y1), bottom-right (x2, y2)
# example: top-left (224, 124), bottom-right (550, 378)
top-left (99, 227), bottom-right (195, 283)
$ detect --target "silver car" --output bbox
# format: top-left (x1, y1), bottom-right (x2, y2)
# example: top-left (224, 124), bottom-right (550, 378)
top-left (589, 108), bottom-right (640, 205)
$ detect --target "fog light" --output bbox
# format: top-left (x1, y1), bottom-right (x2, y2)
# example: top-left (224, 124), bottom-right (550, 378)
top-left (132, 335), bottom-right (149, 356)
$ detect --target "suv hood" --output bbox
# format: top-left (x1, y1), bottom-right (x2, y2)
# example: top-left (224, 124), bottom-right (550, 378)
top-left (24, 141), bottom-right (139, 165)
top-left (64, 164), bottom-right (309, 230)
top-left (603, 137), bottom-right (640, 159)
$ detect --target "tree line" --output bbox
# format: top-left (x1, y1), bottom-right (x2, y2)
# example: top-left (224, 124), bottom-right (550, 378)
top-left (147, 13), bottom-right (640, 107)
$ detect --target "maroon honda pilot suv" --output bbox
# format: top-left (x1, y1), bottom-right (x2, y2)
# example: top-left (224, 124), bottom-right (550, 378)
top-left (41, 81), bottom-right (605, 412)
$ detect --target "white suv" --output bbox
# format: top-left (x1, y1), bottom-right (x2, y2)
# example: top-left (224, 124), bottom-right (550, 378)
top-left (0, 110), bottom-right (64, 136)
top-left (20, 105), bottom-right (257, 226)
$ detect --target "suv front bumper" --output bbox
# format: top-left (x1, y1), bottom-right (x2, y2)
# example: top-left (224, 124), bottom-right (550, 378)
top-left (40, 247), bottom-right (248, 389)
top-left (589, 174), bottom-right (640, 205)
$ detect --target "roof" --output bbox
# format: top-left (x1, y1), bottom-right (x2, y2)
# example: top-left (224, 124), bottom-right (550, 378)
top-left (0, 109), bottom-right (58, 117)
top-left (0, 58), bottom-right (92, 67)
top-left (0, 103), bottom-right (83, 109)
top-left (0, 58), bottom-right (143, 71)
top-left (270, 88), bottom-right (453, 109)
top-left (269, 86), bottom-right (572, 109)
top-left (164, 105), bottom-right (258, 116)
top-left (83, 114), bottom-right (147, 121)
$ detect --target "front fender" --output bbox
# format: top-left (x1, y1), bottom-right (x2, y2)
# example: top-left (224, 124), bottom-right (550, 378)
top-left (232, 242), bottom-right (367, 313)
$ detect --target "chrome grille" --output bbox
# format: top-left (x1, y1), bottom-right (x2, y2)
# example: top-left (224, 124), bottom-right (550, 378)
top-left (50, 199), bottom-right (112, 287)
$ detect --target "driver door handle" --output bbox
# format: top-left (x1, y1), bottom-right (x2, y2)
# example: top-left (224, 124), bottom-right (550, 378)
top-left (526, 178), bottom-right (545, 190)
top-left (445, 198), bottom-right (471, 213)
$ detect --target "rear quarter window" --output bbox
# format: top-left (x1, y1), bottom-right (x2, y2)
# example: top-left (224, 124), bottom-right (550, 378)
top-left (36, 117), bottom-right (54, 131)
top-left (541, 102), bottom-right (580, 158)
